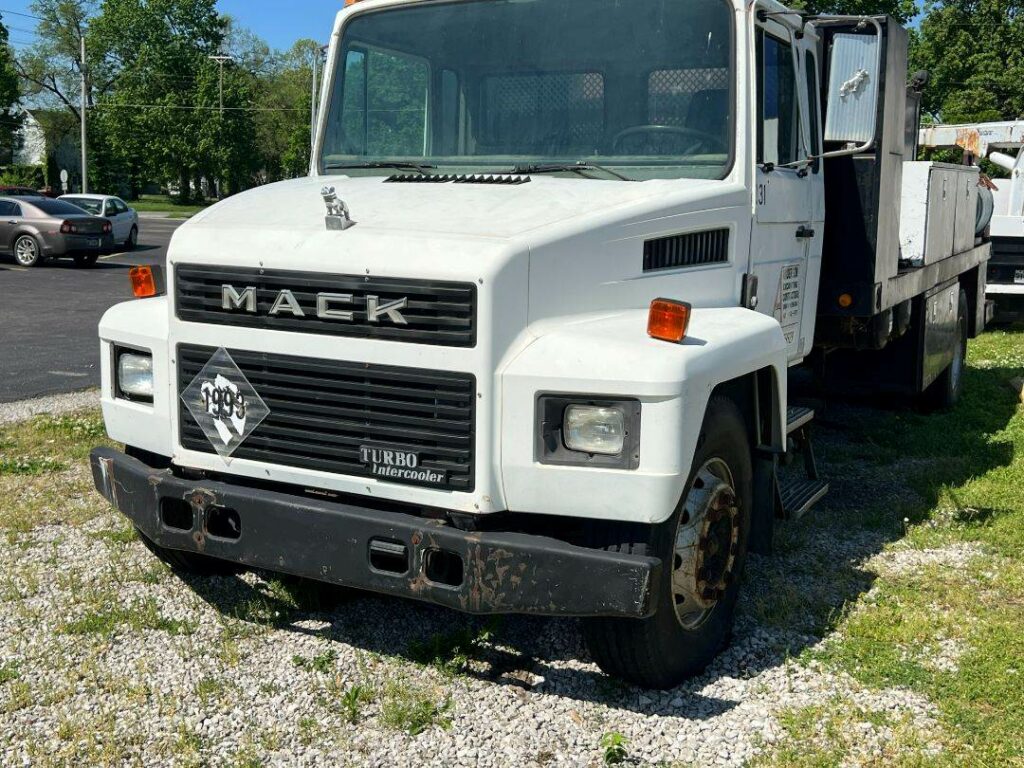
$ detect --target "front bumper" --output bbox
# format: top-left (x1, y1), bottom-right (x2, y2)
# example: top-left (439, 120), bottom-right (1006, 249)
top-left (90, 447), bottom-right (660, 618)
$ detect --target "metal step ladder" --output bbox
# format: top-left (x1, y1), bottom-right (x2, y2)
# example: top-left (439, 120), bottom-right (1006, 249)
top-left (776, 406), bottom-right (829, 520)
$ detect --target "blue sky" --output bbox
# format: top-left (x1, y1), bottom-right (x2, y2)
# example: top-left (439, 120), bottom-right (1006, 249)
top-left (1, 1), bottom-right (341, 51)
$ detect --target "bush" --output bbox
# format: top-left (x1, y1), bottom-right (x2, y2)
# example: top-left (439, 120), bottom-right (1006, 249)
top-left (0, 164), bottom-right (44, 189)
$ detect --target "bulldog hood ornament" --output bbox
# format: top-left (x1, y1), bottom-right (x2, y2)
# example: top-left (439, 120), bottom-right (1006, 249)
top-left (321, 186), bottom-right (355, 231)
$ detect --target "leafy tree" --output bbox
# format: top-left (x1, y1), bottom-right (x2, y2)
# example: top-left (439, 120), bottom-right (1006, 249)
top-left (910, 0), bottom-right (1024, 124)
top-left (0, 17), bottom-right (23, 164)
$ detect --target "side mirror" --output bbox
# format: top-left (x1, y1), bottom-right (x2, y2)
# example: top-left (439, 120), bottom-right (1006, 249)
top-left (822, 20), bottom-right (882, 154)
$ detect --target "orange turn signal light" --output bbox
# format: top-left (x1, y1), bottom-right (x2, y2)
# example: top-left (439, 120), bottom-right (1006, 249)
top-left (838, 292), bottom-right (854, 309)
top-left (648, 298), bottom-right (692, 343)
top-left (129, 265), bottom-right (164, 299)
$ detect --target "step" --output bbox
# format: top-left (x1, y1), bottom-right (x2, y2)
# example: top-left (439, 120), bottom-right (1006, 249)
top-left (786, 406), bottom-right (815, 434)
top-left (779, 478), bottom-right (829, 519)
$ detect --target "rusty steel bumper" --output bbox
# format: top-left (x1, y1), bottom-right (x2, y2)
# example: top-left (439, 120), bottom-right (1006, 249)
top-left (89, 447), bottom-right (660, 618)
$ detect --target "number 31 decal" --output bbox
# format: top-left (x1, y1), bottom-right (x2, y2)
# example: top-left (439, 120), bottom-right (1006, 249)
top-left (757, 183), bottom-right (768, 206)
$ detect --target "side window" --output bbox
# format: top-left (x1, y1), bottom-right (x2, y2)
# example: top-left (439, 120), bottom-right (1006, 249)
top-left (104, 201), bottom-right (117, 216)
top-left (804, 52), bottom-right (822, 169)
top-left (115, 199), bottom-right (129, 213)
top-left (757, 30), bottom-right (800, 166)
top-left (0, 201), bottom-right (14, 216)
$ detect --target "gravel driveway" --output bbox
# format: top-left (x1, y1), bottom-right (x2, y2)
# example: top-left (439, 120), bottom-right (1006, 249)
top-left (0, 393), bottom-right (950, 766)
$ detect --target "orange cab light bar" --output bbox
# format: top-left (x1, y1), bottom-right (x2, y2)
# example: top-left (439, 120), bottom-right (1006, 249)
top-left (129, 265), bottom-right (166, 299)
top-left (648, 298), bottom-right (692, 343)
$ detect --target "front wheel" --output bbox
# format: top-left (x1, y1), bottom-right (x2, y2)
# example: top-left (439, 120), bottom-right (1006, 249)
top-left (13, 235), bottom-right (41, 267)
top-left (126, 225), bottom-right (138, 250)
top-left (582, 396), bottom-right (752, 689)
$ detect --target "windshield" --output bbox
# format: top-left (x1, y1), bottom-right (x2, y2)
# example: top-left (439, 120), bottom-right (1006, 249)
top-left (63, 197), bottom-right (102, 215)
top-left (321, 0), bottom-right (734, 181)
top-left (32, 199), bottom-right (96, 216)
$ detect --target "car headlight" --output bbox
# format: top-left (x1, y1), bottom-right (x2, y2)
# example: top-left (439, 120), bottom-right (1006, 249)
top-left (116, 349), bottom-right (153, 402)
top-left (537, 396), bottom-right (641, 469)
top-left (564, 405), bottom-right (625, 455)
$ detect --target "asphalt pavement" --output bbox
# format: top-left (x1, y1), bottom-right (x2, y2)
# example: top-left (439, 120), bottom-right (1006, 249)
top-left (0, 216), bottom-right (184, 403)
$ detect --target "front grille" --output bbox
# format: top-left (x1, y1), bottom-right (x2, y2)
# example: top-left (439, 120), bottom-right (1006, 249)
top-left (175, 266), bottom-right (477, 347)
top-left (178, 345), bottom-right (476, 492)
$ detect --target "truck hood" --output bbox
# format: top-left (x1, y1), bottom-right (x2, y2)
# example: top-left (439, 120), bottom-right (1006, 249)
top-left (185, 174), bottom-right (719, 241)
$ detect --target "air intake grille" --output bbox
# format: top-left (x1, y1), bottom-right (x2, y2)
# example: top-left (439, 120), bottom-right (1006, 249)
top-left (643, 229), bottom-right (730, 272)
top-left (385, 174), bottom-right (530, 185)
top-left (178, 345), bottom-right (476, 492)
top-left (175, 265), bottom-right (476, 347)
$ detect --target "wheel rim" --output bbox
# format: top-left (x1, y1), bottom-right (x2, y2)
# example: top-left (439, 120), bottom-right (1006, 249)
top-left (672, 458), bottom-right (740, 630)
top-left (14, 238), bottom-right (36, 265)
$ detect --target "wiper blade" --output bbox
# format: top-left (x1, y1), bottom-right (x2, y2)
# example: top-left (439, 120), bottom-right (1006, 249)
top-left (324, 161), bottom-right (437, 175)
top-left (509, 161), bottom-right (633, 181)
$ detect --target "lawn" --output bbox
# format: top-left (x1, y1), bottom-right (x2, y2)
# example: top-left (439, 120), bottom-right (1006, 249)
top-left (129, 194), bottom-right (214, 218)
top-left (757, 327), bottom-right (1024, 766)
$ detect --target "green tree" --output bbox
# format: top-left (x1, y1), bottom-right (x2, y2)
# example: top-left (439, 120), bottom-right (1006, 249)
top-left (0, 17), bottom-right (23, 164)
top-left (89, 0), bottom-right (228, 200)
top-left (910, 0), bottom-right (1024, 123)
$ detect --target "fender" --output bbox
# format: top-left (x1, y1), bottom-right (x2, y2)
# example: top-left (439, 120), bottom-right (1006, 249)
top-left (499, 307), bottom-right (788, 524)
top-left (98, 297), bottom-right (172, 457)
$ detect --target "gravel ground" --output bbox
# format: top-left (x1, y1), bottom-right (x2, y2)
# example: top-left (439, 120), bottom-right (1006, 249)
top-left (0, 394), bottom-right (956, 766)
top-left (0, 389), bottom-right (100, 426)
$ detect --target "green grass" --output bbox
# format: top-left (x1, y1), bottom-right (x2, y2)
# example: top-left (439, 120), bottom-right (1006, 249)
top-left (380, 677), bottom-right (453, 735)
top-left (130, 194), bottom-right (214, 218)
top-left (0, 409), bottom-right (117, 532)
top-left (60, 596), bottom-right (195, 637)
top-left (760, 328), bottom-right (1024, 765)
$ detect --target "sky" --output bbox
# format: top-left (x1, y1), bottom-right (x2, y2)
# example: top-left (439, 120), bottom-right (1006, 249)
top-left (0, 0), bottom-right (342, 51)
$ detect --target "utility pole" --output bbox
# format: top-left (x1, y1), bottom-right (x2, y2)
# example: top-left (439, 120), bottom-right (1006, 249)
top-left (80, 35), bottom-right (87, 193)
top-left (208, 55), bottom-right (233, 199)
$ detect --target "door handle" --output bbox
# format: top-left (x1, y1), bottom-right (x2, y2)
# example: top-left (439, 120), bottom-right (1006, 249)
top-left (796, 226), bottom-right (815, 239)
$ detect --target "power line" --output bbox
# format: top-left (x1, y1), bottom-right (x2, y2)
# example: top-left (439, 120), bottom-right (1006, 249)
top-left (0, 8), bottom-right (43, 21)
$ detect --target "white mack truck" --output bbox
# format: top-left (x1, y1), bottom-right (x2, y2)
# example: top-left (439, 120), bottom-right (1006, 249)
top-left (90, 0), bottom-right (992, 688)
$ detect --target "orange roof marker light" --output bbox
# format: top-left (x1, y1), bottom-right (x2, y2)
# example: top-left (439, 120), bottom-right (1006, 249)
top-left (648, 298), bottom-right (692, 343)
top-left (129, 265), bottom-right (166, 299)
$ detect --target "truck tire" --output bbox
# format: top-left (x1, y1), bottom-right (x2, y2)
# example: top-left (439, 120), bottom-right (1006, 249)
top-left (582, 396), bottom-right (752, 689)
top-left (924, 289), bottom-right (969, 411)
top-left (136, 527), bottom-right (241, 576)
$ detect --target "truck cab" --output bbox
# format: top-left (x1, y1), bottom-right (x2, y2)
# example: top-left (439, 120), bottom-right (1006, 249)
top-left (91, 0), bottom-right (990, 689)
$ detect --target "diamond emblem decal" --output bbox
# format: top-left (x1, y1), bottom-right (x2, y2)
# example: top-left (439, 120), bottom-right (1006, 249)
top-left (180, 348), bottom-right (269, 458)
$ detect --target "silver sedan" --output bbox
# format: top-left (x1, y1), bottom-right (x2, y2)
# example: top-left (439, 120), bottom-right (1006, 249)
top-left (0, 196), bottom-right (114, 268)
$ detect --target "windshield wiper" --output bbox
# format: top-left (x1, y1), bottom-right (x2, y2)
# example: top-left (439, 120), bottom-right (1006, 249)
top-left (509, 161), bottom-right (634, 181)
top-left (324, 161), bottom-right (437, 175)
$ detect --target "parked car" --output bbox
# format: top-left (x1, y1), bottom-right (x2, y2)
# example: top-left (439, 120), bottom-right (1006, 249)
top-left (60, 194), bottom-right (139, 249)
top-left (0, 186), bottom-right (47, 197)
top-left (0, 196), bottom-right (113, 267)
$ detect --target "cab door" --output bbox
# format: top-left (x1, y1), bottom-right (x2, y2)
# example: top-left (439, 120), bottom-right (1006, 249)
top-left (748, 17), bottom-right (815, 363)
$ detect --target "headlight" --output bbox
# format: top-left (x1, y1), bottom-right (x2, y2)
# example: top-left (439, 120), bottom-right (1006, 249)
top-left (536, 396), bottom-right (641, 470)
top-left (116, 349), bottom-right (153, 402)
top-left (564, 405), bottom-right (625, 455)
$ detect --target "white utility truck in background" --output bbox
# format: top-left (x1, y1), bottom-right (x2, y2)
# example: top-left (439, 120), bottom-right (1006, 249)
top-left (920, 121), bottom-right (1023, 319)
top-left (90, 0), bottom-right (991, 688)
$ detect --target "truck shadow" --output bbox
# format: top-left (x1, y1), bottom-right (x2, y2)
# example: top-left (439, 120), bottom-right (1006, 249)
top-left (178, 363), bottom-right (1019, 718)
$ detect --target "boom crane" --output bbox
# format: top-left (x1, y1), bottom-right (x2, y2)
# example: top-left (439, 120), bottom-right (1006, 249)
top-left (920, 121), bottom-right (1024, 316)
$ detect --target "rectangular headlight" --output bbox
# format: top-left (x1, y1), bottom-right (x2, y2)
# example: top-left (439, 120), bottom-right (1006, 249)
top-left (536, 396), bottom-right (641, 470)
top-left (564, 405), bottom-right (625, 455)
top-left (116, 349), bottom-right (153, 402)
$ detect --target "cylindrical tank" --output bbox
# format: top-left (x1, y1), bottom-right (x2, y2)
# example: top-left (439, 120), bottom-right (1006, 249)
top-left (977, 185), bottom-right (994, 234)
